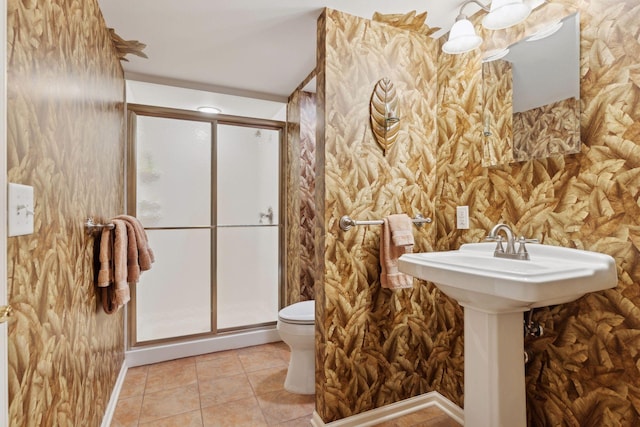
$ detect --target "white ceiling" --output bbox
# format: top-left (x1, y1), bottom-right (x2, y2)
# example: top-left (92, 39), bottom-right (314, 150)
top-left (97, 0), bottom-right (462, 102)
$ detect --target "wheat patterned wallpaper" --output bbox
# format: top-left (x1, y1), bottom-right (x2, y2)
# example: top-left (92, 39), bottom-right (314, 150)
top-left (286, 90), bottom-right (303, 306)
top-left (7, 0), bottom-right (125, 425)
top-left (315, 9), bottom-right (462, 422)
top-left (286, 89), bottom-right (317, 305)
top-left (438, 0), bottom-right (640, 425)
top-left (513, 97), bottom-right (581, 162)
top-left (482, 59), bottom-right (514, 166)
top-left (298, 92), bottom-right (317, 302)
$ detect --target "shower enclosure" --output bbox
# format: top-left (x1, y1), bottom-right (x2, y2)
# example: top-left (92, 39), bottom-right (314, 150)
top-left (126, 105), bottom-right (284, 359)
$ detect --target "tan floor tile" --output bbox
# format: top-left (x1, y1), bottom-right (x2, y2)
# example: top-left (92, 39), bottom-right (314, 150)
top-left (139, 384), bottom-right (201, 424)
top-left (237, 345), bottom-right (288, 373)
top-left (111, 395), bottom-right (143, 427)
top-left (145, 358), bottom-right (198, 393)
top-left (373, 408), bottom-right (462, 427)
top-left (270, 341), bottom-right (292, 363)
top-left (195, 349), bottom-right (239, 363)
top-left (255, 389), bottom-right (314, 425)
top-left (199, 373), bottom-right (255, 408)
top-left (371, 420), bottom-right (400, 427)
top-left (149, 356), bottom-right (197, 371)
top-left (139, 409), bottom-right (203, 427)
top-left (201, 396), bottom-right (268, 427)
top-left (124, 344), bottom-right (460, 427)
top-left (392, 406), bottom-right (451, 427)
top-left (196, 352), bottom-right (245, 381)
top-left (415, 414), bottom-right (462, 427)
top-left (119, 366), bottom-right (148, 399)
top-left (246, 366), bottom-right (288, 396)
top-left (270, 414), bottom-right (314, 427)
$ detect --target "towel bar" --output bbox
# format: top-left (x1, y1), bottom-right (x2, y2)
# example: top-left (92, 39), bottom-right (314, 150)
top-left (339, 214), bottom-right (432, 231)
top-left (85, 218), bottom-right (115, 235)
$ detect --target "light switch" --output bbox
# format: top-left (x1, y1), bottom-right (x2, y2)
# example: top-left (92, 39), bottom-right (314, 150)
top-left (456, 205), bottom-right (469, 230)
top-left (8, 183), bottom-right (34, 237)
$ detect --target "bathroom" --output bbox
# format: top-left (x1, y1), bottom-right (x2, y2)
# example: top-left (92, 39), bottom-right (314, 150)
top-left (3, 0), bottom-right (640, 426)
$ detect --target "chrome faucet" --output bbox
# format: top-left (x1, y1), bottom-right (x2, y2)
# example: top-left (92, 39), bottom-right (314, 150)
top-left (486, 223), bottom-right (538, 260)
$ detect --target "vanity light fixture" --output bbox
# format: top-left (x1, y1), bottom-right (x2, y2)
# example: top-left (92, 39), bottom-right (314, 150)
top-left (482, 47), bottom-right (510, 62)
top-left (482, 0), bottom-right (532, 30)
top-left (197, 106), bottom-right (222, 114)
top-left (443, 0), bottom-right (532, 54)
top-left (442, 14), bottom-right (483, 54)
top-left (526, 20), bottom-right (563, 41)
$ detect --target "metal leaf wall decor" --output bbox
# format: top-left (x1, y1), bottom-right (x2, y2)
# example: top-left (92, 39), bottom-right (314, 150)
top-left (370, 78), bottom-right (400, 155)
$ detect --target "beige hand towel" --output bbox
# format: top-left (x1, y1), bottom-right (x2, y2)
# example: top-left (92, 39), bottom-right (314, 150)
top-left (114, 215), bottom-right (155, 271)
top-left (380, 214), bottom-right (414, 289)
top-left (97, 227), bottom-right (113, 288)
top-left (97, 225), bottom-right (119, 314)
top-left (388, 214), bottom-right (415, 248)
top-left (112, 219), bottom-right (131, 308)
top-left (120, 220), bottom-right (141, 283)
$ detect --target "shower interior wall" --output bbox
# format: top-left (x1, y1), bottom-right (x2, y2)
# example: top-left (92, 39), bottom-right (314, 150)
top-left (286, 88), bottom-right (317, 305)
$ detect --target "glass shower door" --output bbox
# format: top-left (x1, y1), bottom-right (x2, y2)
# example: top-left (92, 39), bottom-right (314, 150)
top-left (133, 115), bottom-right (213, 342)
top-left (128, 108), bottom-right (282, 347)
top-left (216, 125), bottom-right (280, 330)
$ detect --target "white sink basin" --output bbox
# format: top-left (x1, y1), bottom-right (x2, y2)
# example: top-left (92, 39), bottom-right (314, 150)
top-left (399, 242), bottom-right (618, 313)
top-left (399, 241), bottom-right (618, 427)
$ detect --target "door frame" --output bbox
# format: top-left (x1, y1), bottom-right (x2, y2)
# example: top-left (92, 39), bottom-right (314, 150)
top-left (125, 104), bottom-right (286, 349)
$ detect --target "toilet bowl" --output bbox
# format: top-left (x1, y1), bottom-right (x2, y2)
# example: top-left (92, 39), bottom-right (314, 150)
top-left (277, 300), bottom-right (315, 394)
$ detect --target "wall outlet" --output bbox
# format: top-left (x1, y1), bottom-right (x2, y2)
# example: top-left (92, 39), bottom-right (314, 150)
top-left (8, 183), bottom-right (35, 237)
top-left (456, 205), bottom-right (469, 229)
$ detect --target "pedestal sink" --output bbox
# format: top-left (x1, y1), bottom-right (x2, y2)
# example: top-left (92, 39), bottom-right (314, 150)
top-left (398, 242), bottom-right (618, 427)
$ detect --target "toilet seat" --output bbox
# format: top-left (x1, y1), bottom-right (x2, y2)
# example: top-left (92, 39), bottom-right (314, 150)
top-left (278, 300), bottom-right (314, 325)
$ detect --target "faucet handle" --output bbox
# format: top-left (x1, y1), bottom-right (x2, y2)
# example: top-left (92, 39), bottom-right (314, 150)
top-left (485, 235), bottom-right (505, 253)
top-left (516, 236), bottom-right (538, 256)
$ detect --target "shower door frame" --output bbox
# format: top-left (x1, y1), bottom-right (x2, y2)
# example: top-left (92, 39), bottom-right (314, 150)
top-left (125, 103), bottom-right (286, 349)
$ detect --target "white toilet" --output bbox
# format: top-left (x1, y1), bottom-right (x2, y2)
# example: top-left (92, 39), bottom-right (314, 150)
top-left (277, 300), bottom-right (315, 394)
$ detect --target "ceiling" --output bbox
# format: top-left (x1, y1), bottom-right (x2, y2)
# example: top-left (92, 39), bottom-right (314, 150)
top-left (97, 0), bottom-right (463, 102)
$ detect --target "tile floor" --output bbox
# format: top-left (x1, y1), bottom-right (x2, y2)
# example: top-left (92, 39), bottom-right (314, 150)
top-left (111, 342), bottom-right (460, 427)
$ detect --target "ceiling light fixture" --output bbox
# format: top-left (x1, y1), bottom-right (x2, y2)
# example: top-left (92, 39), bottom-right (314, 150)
top-left (197, 106), bottom-right (222, 114)
top-left (443, 0), bottom-right (532, 54)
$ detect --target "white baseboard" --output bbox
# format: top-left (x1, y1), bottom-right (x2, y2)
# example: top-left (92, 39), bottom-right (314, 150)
top-left (125, 328), bottom-right (281, 367)
top-left (101, 361), bottom-right (128, 427)
top-left (310, 391), bottom-right (464, 427)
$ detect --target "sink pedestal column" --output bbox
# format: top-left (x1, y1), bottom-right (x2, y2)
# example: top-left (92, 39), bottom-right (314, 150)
top-left (463, 307), bottom-right (526, 427)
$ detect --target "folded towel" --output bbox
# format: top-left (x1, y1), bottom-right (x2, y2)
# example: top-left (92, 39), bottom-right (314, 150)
top-left (120, 220), bottom-right (141, 283)
top-left (96, 219), bottom-right (131, 314)
top-left (380, 214), bottom-right (414, 289)
top-left (388, 214), bottom-right (415, 247)
top-left (114, 215), bottom-right (155, 270)
top-left (97, 227), bottom-right (113, 288)
top-left (97, 226), bottom-right (118, 314)
top-left (112, 219), bottom-right (131, 308)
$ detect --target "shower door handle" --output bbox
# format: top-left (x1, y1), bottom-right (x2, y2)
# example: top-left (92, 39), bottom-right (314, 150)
top-left (259, 207), bottom-right (274, 225)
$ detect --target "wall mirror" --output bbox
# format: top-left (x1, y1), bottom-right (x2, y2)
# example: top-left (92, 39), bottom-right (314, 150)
top-left (482, 12), bottom-right (580, 167)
